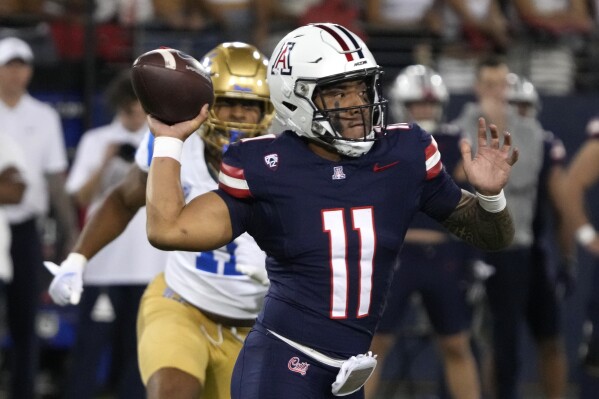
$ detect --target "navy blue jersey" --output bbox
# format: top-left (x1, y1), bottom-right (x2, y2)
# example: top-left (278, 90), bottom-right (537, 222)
top-left (215, 124), bottom-right (462, 356)
top-left (409, 123), bottom-right (467, 232)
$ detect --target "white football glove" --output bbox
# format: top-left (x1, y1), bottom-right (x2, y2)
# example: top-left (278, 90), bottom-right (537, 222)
top-left (236, 263), bottom-right (269, 286)
top-left (44, 253), bottom-right (87, 306)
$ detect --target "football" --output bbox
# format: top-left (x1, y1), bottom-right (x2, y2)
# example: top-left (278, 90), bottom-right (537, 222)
top-left (131, 48), bottom-right (214, 125)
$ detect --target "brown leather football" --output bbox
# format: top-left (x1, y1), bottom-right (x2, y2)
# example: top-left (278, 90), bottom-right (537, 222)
top-left (131, 48), bottom-right (214, 125)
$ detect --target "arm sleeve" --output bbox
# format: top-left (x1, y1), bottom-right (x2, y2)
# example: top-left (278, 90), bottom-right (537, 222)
top-left (218, 141), bottom-right (252, 199)
top-left (134, 131), bottom-right (154, 173)
top-left (213, 188), bottom-right (253, 240)
top-left (420, 168), bottom-right (463, 222)
top-left (416, 127), bottom-right (463, 221)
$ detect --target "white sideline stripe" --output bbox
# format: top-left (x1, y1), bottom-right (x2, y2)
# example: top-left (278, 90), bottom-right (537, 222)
top-left (219, 171), bottom-right (249, 190)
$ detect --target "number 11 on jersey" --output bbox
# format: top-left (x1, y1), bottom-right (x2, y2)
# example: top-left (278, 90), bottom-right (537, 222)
top-left (322, 207), bottom-right (375, 319)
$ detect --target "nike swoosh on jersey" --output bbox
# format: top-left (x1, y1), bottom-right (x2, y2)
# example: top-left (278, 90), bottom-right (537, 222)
top-left (373, 161), bottom-right (399, 172)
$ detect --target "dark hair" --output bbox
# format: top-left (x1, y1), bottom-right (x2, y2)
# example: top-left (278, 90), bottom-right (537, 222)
top-left (104, 70), bottom-right (138, 113)
top-left (475, 54), bottom-right (508, 78)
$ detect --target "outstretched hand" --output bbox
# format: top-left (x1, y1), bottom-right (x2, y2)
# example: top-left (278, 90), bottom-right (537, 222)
top-left (460, 118), bottom-right (519, 195)
top-left (146, 104), bottom-right (210, 141)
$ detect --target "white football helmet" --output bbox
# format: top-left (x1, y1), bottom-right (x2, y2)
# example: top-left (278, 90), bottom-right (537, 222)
top-left (506, 73), bottom-right (540, 117)
top-left (267, 23), bottom-right (387, 157)
top-left (388, 65), bottom-right (448, 132)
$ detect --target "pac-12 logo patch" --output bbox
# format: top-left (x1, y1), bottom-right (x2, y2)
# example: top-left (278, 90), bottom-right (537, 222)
top-left (332, 166), bottom-right (346, 180)
top-left (288, 357), bottom-right (310, 376)
top-left (271, 42), bottom-right (295, 75)
top-left (264, 153), bottom-right (279, 170)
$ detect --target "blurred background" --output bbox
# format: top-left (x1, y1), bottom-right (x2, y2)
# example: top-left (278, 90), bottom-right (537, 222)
top-left (1, 0), bottom-right (599, 398)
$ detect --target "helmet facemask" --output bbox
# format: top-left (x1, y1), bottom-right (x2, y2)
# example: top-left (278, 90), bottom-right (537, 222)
top-left (200, 42), bottom-right (274, 155)
top-left (204, 96), bottom-right (273, 154)
top-left (294, 68), bottom-right (388, 157)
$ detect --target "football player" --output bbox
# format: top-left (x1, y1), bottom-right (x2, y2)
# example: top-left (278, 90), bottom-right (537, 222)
top-left (508, 72), bottom-right (573, 399)
top-left (366, 65), bottom-right (481, 399)
top-left (454, 61), bottom-right (571, 399)
top-left (146, 23), bottom-right (517, 399)
top-left (45, 42), bottom-right (274, 399)
top-left (566, 116), bottom-right (599, 399)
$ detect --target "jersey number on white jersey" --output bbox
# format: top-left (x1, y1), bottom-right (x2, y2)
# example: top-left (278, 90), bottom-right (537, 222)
top-left (195, 241), bottom-right (244, 276)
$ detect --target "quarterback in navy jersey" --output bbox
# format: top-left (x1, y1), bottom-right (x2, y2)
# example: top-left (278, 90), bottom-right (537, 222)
top-left (145, 23), bottom-right (518, 399)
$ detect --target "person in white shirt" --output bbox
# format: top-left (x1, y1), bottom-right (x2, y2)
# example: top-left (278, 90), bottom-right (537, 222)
top-left (0, 36), bottom-right (79, 399)
top-left (0, 132), bottom-right (27, 282)
top-left (58, 70), bottom-right (168, 398)
top-left (45, 42), bottom-right (273, 399)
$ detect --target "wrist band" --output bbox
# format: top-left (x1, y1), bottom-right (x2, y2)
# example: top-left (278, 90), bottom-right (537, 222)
top-left (152, 136), bottom-right (183, 163)
top-left (476, 190), bottom-right (507, 213)
top-left (576, 224), bottom-right (597, 246)
top-left (67, 253), bottom-right (88, 269)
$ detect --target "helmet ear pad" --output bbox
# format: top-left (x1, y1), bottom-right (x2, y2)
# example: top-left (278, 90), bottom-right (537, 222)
top-left (200, 42), bottom-right (275, 153)
top-left (267, 23), bottom-right (388, 157)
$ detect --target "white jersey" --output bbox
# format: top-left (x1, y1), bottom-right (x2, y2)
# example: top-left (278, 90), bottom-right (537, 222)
top-left (0, 94), bottom-right (68, 223)
top-left (67, 120), bottom-right (167, 285)
top-left (135, 131), bottom-right (268, 319)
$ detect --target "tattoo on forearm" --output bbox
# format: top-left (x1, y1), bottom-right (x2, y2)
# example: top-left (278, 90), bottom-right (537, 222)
top-left (441, 191), bottom-right (515, 251)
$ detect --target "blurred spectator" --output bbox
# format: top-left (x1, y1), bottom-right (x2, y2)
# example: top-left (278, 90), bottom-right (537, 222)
top-left (298, 0), bottom-right (365, 38)
top-left (254, 0), bottom-right (363, 57)
top-left (137, 0), bottom-right (262, 62)
top-left (0, 36), bottom-right (79, 399)
top-left (564, 116), bottom-right (599, 399)
top-left (443, 0), bottom-right (510, 51)
top-left (152, 0), bottom-right (219, 30)
top-left (510, 0), bottom-right (592, 36)
top-left (437, 0), bottom-right (510, 93)
top-left (0, 0), bottom-right (43, 19)
top-left (506, 0), bottom-right (593, 94)
top-left (365, 0), bottom-right (442, 33)
top-left (366, 65), bottom-right (481, 399)
top-left (59, 70), bottom-right (167, 398)
top-left (94, 0), bottom-right (154, 26)
top-left (151, 0), bottom-right (260, 37)
top-left (254, 0), bottom-right (318, 54)
top-left (363, 0), bottom-right (443, 77)
top-left (0, 132), bottom-right (27, 284)
top-left (452, 56), bottom-right (571, 399)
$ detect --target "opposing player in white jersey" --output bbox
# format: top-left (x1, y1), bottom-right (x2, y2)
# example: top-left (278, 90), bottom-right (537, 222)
top-left (45, 42), bottom-right (274, 399)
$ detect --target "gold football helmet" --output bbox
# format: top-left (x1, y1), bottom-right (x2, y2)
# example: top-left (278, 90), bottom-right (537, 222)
top-left (200, 42), bottom-right (274, 153)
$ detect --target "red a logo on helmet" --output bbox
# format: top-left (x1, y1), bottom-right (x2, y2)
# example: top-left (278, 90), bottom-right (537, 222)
top-left (271, 42), bottom-right (295, 76)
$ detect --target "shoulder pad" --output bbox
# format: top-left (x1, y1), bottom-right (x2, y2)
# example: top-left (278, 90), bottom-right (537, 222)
top-left (240, 134), bottom-right (277, 144)
top-left (385, 122), bottom-right (412, 131)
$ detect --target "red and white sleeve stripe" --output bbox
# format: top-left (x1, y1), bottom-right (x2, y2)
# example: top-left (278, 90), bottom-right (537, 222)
top-left (218, 162), bottom-right (251, 198)
top-left (425, 137), bottom-right (443, 180)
